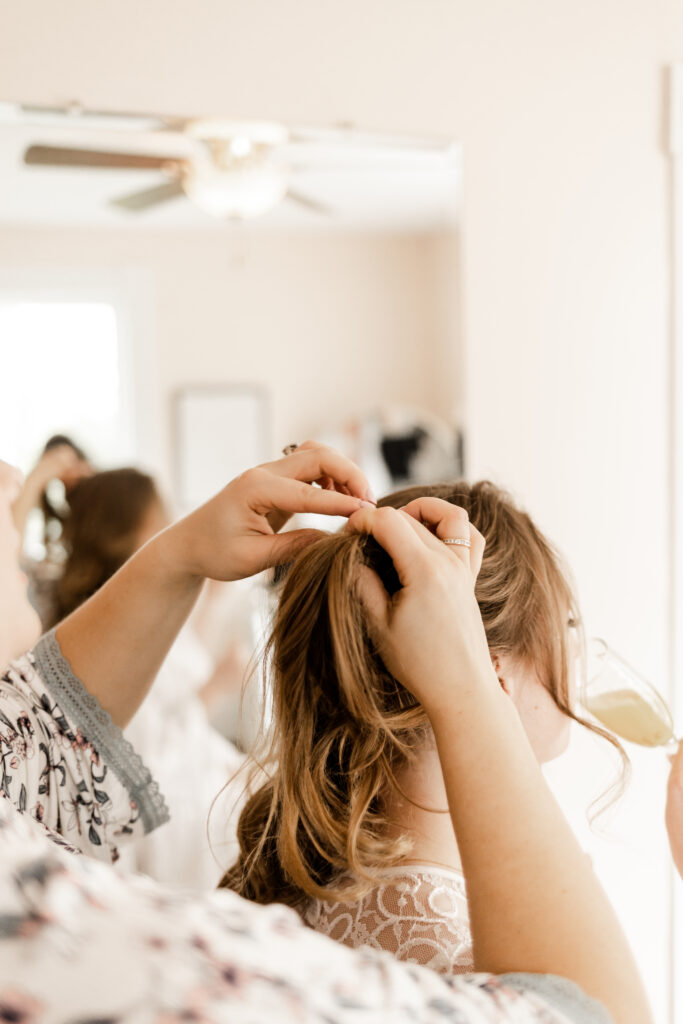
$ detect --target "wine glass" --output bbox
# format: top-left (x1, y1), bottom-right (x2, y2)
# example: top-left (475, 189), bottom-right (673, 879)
top-left (580, 638), bottom-right (679, 752)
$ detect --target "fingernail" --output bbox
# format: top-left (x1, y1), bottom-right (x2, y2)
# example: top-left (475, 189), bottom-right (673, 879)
top-left (364, 488), bottom-right (377, 504)
top-left (359, 500), bottom-right (375, 509)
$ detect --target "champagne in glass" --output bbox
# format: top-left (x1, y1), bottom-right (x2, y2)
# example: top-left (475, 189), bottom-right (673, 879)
top-left (581, 638), bottom-right (678, 750)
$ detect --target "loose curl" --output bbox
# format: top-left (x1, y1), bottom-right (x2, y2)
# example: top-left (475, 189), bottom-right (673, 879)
top-left (219, 481), bottom-right (629, 911)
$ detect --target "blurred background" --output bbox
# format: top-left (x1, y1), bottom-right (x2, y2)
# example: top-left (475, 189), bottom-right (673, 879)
top-left (1, 2), bottom-right (682, 1020)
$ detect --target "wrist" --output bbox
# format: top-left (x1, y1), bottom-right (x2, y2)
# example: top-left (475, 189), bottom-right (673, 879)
top-left (20, 467), bottom-right (49, 500)
top-left (422, 658), bottom-right (504, 727)
top-left (668, 773), bottom-right (683, 802)
top-left (143, 522), bottom-right (205, 590)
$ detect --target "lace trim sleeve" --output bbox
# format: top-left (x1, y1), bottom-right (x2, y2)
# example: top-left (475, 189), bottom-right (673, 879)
top-left (497, 974), bottom-right (612, 1024)
top-left (32, 628), bottom-right (170, 835)
top-left (0, 794), bottom-right (604, 1024)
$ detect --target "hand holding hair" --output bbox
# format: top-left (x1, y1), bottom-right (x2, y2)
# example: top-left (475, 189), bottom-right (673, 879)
top-left (56, 442), bottom-right (375, 728)
top-left (346, 499), bottom-right (652, 1024)
top-left (347, 499), bottom-right (495, 717)
top-left (170, 440), bottom-right (377, 581)
top-left (11, 444), bottom-right (90, 537)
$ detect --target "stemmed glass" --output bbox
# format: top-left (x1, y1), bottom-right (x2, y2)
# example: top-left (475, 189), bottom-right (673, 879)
top-left (580, 638), bottom-right (680, 752)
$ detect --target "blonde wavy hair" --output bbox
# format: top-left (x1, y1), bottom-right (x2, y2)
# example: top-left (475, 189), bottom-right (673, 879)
top-left (219, 481), bottom-right (628, 911)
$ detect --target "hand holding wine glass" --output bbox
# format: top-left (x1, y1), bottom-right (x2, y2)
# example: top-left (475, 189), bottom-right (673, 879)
top-left (581, 639), bottom-right (683, 880)
top-left (667, 740), bottom-right (683, 880)
top-left (581, 639), bottom-right (679, 750)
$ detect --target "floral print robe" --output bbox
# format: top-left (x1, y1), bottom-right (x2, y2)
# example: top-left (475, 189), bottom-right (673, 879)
top-left (0, 631), bottom-right (610, 1024)
top-left (0, 630), bottom-right (168, 861)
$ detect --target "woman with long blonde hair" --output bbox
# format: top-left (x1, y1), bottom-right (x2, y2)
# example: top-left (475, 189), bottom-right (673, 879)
top-left (0, 445), bottom-right (651, 1023)
top-left (221, 480), bottom-right (627, 975)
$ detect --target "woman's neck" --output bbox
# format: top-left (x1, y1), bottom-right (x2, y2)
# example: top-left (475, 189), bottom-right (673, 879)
top-left (384, 740), bottom-right (462, 873)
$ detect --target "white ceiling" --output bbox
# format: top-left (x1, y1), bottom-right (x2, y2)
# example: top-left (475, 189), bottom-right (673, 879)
top-left (0, 111), bottom-right (460, 233)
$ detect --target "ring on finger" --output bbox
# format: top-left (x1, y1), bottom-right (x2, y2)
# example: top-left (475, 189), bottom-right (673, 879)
top-left (442, 537), bottom-right (471, 548)
top-left (282, 443), bottom-right (299, 456)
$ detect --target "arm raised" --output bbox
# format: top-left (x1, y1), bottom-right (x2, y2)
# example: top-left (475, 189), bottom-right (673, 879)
top-left (349, 502), bottom-right (652, 1024)
top-left (57, 444), bottom-right (374, 728)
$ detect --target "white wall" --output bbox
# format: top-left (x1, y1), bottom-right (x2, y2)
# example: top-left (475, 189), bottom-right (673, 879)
top-left (0, 226), bottom-right (453, 493)
top-left (1, 1), bottom-right (681, 1018)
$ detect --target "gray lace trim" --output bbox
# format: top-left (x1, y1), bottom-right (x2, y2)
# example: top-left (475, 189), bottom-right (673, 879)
top-left (498, 974), bottom-right (613, 1024)
top-left (31, 628), bottom-right (170, 835)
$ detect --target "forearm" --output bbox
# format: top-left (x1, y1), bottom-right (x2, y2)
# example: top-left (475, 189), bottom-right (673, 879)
top-left (431, 678), bottom-right (651, 1024)
top-left (666, 778), bottom-right (683, 879)
top-left (56, 526), bottom-right (203, 728)
top-left (52, 447), bottom-right (373, 732)
top-left (12, 469), bottom-right (46, 538)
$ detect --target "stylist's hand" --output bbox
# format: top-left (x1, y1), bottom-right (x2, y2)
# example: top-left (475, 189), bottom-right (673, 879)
top-left (666, 740), bottom-right (683, 880)
top-left (168, 442), bottom-right (375, 582)
top-left (32, 445), bottom-right (90, 488)
top-left (347, 498), bottom-right (495, 717)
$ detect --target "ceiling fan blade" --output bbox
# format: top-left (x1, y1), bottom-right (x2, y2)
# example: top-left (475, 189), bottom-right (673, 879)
top-left (285, 189), bottom-right (333, 217)
top-left (110, 180), bottom-right (185, 212)
top-left (24, 144), bottom-right (186, 171)
top-left (288, 124), bottom-right (456, 153)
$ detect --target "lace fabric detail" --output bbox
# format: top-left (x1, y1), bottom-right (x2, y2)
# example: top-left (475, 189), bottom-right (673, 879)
top-left (32, 629), bottom-right (170, 834)
top-left (305, 865), bottom-right (474, 976)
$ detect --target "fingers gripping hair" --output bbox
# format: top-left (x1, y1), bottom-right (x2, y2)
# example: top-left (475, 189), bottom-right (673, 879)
top-left (219, 530), bottom-right (428, 910)
top-left (378, 480), bottom-right (630, 813)
top-left (220, 479), bottom-right (630, 909)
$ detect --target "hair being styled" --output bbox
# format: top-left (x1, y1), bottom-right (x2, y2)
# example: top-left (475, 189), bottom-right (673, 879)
top-left (39, 434), bottom-right (90, 555)
top-left (42, 434), bottom-right (87, 460)
top-left (219, 480), bottom-right (628, 911)
top-left (50, 468), bottom-right (161, 625)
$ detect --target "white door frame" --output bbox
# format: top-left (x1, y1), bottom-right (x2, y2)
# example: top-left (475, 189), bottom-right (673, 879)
top-left (0, 265), bottom-right (160, 474)
top-left (668, 62), bottom-right (683, 1024)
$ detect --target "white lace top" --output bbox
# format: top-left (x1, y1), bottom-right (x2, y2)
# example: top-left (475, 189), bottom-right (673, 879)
top-left (305, 864), bottom-right (474, 975)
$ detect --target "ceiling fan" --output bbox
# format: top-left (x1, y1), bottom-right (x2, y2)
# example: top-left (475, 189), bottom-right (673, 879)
top-left (9, 101), bottom-right (456, 221)
top-left (24, 119), bottom-right (332, 219)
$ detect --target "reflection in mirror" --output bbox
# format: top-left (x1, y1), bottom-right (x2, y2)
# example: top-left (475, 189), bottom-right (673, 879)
top-left (0, 104), bottom-right (464, 883)
top-left (0, 103), bottom-right (463, 498)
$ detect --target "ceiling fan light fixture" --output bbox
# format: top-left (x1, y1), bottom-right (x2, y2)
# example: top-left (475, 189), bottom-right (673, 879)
top-left (185, 119), bottom-right (288, 147)
top-left (182, 160), bottom-right (289, 219)
top-left (229, 136), bottom-right (253, 158)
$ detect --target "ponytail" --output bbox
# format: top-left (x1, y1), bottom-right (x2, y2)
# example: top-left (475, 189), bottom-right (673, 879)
top-left (221, 480), bottom-right (630, 908)
top-left (219, 531), bottom-right (427, 910)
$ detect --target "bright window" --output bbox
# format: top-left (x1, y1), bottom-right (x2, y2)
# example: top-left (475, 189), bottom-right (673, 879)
top-left (0, 300), bottom-right (134, 557)
top-left (0, 302), bottom-right (125, 472)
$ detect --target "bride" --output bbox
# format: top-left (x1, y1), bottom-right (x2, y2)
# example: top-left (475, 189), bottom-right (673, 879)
top-left (220, 479), bottom-right (625, 974)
